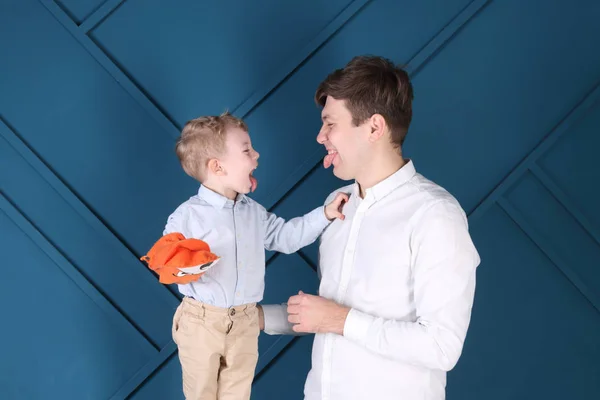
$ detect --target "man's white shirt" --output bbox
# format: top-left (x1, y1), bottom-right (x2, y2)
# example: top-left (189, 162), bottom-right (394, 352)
top-left (262, 160), bottom-right (480, 400)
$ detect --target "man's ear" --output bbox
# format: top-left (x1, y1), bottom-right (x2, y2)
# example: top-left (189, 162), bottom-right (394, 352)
top-left (368, 114), bottom-right (387, 143)
top-left (207, 158), bottom-right (225, 176)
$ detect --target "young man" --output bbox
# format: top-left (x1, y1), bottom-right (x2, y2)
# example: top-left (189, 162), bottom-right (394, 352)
top-left (258, 55), bottom-right (481, 400)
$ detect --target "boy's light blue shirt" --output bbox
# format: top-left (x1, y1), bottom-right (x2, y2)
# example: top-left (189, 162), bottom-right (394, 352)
top-left (163, 185), bottom-right (331, 308)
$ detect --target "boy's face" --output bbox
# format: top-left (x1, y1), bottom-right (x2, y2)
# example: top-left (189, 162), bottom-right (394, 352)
top-left (316, 96), bottom-right (370, 181)
top-left (217, 127), bottom-right (260, 196)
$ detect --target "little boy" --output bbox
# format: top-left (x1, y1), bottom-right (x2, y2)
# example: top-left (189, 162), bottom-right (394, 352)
top-left (163, 112), bottom-right (347, 400)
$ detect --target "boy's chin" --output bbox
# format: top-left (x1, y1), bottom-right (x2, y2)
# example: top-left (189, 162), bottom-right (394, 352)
top-left (237, 186), bottom-right (252, 195)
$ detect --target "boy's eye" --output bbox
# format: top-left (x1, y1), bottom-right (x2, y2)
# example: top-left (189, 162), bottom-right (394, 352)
top-left (244, 149), bottom-right (250, 153)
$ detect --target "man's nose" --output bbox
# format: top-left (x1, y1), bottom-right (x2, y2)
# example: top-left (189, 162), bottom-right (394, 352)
top-left (316, 128), bottom-right (326, 144)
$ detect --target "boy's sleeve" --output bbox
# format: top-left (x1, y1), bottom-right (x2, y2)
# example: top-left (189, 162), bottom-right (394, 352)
top-left (163, 206), bottom-right (187, 236)
top-left (262, 205), bottom-right (331, 253)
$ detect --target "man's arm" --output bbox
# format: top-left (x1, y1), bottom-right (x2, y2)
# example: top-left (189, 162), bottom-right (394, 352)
top-left (258, 304), bottom-right (307, 336)
top-left (263, 193), bottom-right (347, 254)
top-left (288, 201), bottom-right (480, 371)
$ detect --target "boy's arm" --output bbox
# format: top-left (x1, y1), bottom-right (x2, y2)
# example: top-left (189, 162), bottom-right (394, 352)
top-left (262, 193), bottom-right (347, 254)
top-left (163, 207), bottom-right (186, 235)
top-left (259, 191), bottom-right (348, 334)
top-left (262, 206), bottom-right (329, 254)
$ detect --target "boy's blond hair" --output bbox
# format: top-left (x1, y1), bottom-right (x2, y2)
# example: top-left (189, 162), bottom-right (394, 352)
top-left (176, 111), bottom-right (248, 181)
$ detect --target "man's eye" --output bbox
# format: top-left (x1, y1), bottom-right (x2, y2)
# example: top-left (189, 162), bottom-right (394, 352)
top-left (244, 149), bottom-right (250, 153)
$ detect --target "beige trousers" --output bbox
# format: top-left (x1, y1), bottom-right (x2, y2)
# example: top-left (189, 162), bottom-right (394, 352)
top-left (172, 297), bottom-right (260, 400)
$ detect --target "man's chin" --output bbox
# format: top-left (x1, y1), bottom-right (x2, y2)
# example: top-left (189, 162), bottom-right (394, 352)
top-left (332, 166), bottom-right (352, 181)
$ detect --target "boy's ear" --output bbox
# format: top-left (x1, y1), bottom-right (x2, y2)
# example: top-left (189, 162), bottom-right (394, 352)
top-left (207, 158), bottom-right (225, 176)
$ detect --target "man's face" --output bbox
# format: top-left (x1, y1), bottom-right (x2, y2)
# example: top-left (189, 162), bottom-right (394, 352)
top-left (316, 96), bottom-right (370, 181)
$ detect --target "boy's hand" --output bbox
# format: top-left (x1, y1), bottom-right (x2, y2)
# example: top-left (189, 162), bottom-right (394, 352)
top-left (324, 193), bottom-right (349, 221)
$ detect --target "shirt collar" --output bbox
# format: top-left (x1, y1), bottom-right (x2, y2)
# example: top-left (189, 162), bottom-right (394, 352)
top-left (197, 185), bottom-right (248, 209)
top-left (356, 159), bottom-right (416, 202)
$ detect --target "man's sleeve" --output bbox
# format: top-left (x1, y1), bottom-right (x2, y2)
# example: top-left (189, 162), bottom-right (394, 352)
top-left (342, 200), bottom-right (480, 371)
top-left (262, 304), bottom-right (306, 336)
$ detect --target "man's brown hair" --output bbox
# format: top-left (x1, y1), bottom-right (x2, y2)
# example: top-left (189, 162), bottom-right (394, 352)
top-left (175, 111), bottom-right (247, 181)
top-left (315, 55), bottom-right (414, 148)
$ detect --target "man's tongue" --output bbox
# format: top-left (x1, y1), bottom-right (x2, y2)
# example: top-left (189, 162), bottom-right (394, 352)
top-left (323, 152), bottom-right (337, 169)
top-left (250, 175), bottom-right (258, 192)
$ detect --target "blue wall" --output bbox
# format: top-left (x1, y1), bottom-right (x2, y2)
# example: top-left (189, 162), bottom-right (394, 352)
top-left (1, 0), bottom-right (599, 398)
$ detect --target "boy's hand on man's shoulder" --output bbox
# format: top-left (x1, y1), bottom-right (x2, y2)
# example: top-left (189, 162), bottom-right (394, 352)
top-left (324, 192), bottom-right (349, 221)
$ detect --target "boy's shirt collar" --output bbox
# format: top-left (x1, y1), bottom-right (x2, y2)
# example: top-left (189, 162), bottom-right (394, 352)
top-left (197, 185), bottom-right (248, 209)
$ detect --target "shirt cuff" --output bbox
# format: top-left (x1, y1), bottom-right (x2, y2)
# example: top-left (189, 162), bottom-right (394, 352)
top-left (343, 308), bottom-right (375, 345)
top-left (308, 205), bottom-right (332, 230)
top-left (262, 304), bottom-right (294, 335)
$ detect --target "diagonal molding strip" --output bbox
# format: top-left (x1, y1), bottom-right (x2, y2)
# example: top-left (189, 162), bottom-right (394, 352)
top-left (263, 0), bottom-right (492, 212)
top-left (233, 0), bottom-right (374, 118)
top-left (498, 198), bottom-right (600, 315)
top-left (0, 116), bottom-right (180, 308)
top-left (253, 337), bottom-right (302, 386)
top-left (80, 0), bottom-right (128, 33)
top-left (112, 334), bottom-right (300, 398)
top-left (41, 0), bottom-right (375, 139)
top-left (529, 164), bottom-right (600, 246)
top-left (111, 341), bottom-right (178, 400)
top-left (468, 81), bottom-right (600, 221)
top-left (0, 191), bottom-right (158, 353)
top-left (404, 0), bottom-right (491, 76)
top-left (39, 0), bottom-right (181, 138)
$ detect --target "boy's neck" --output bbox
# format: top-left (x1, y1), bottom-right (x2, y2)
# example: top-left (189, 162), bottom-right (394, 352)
top-left (202, 181), bottom-right (238, 201)
top-left (356, 150), bottom-right (406, 198)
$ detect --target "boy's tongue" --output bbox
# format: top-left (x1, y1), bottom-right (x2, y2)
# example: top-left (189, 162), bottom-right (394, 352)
top-left (250, 175), bottom-right (258, 192)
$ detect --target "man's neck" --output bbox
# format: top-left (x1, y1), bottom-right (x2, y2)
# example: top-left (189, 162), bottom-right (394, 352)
top-left (356, 152), bottom-right (406, 198)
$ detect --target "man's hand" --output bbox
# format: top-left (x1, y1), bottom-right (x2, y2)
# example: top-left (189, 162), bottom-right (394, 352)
top-left (287, 291), bottom-right (350, 335)
top-left (324, 193), bottom-right (349, 221)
